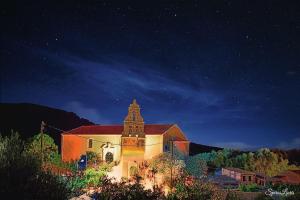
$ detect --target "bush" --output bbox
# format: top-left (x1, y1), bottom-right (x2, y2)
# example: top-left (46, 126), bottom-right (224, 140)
top-left (239, 183), bottom-right (260, 192)
top-left (84, 167), bottom-right (108, 187)
top-left (66, 163), bottom-right (113, 196)
top-left (92, 177), bottom-right (165, 200)
top-left (87, 151), bottom-right (102, 166)
top-left (185, 156), bottom-right (208, 178)
top-left (167, 177), bottom-right (220, 200)
top-left (225, 191), bottom-right (241, 200)
top-left (0, 132), bottom-right (71, 200)
top-left (66, 175), bottom-right (88, 197)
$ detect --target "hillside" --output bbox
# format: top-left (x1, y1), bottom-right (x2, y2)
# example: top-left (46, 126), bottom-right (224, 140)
top-left (0, 103), bottom-right (94, 150)
top-left (189, 142), bottom-right (223, 155)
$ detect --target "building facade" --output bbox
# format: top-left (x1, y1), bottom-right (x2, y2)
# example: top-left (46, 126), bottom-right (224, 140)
top-left (222, 167), bottom-right (266, 186)
top-left (61, 99), bottom-right (189, 177)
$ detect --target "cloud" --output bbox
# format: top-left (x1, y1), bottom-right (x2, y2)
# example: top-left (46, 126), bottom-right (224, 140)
top-left (213, 142), bottom-right (256, 150)
top-left (65, 101), bottom-right (110, 124)
top-left (41, 51), bottom-right (263, 125)
top-left (48, 53), bottom-right (226, 108)
top-left (278, 138), bottom-right (300, 149)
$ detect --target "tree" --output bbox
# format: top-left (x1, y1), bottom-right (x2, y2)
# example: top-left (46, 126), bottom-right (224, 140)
top-left (26, 133), bottom-right (58, 163)
top-left (185, 155), bottom-right (208, 178)
top-left (0, 131), bottom-right (71, 200)
top-left (148, 153), bottom-right (185, 187)
top-left (168, 176), bottom-right (221, 200)
top-left (254, 148), bottom-right (290, 176)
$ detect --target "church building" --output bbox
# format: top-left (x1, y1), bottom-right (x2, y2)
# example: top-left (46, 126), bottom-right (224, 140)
top-left (61, 99), bottom-right (189, 177)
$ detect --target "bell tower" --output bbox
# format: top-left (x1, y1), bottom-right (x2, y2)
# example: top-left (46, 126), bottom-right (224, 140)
top-left (121, 99), bottom-right (145, 177)
top-left (122, 99), bottom-right (145, 138)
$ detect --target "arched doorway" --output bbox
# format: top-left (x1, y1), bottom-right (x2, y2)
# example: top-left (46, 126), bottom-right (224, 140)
top-left (105, 152), bottom-right (113, 163)
top-left (129, 165), bottom-right (138, 176)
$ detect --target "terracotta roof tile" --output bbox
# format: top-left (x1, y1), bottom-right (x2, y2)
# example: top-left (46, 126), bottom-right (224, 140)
top-left (63, 124), bottom-right (174, 135)
top-left (271, 170), bottom-right (300, 184)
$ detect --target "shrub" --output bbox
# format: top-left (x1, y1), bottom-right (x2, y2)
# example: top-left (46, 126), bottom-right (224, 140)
top-left (84, 167), bottom-right (107, 187)
top-left (0, 132), bottom-right (71, 200)
top-left (87, 151), bottom-right (102, 166)
top-left (66, 175), bottom-right (88, 197)
top-left (25, 133), bottom-right (58, 163)
top-left (167, 177), bottom-right (220, 200)
top-left (185, 156), bottom-right (208, 178)
top-left (92, 177), bottom-right (165, 200)
top-left (225, 191), bottom-right (241, 200)
top-left (66, 163), bottom-right (113, 196)
top-left (239, 183), bottom-right (260, 192)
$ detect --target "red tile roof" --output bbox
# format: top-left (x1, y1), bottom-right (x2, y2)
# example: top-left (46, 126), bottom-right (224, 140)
top-left (271, 170), bottom-right (300, 184)
top-left (63, 124), bottom-right (174, 135)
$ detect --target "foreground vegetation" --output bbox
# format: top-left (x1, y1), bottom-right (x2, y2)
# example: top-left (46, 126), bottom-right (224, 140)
top-left (190, 148), bottom-right (299, 176)
top-left (1, 131), bottom-right (299, 200)
top-left (0, 132), bottom-right (71, 199)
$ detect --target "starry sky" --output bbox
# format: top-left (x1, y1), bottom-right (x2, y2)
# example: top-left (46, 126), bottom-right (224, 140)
top-left (1, 1), bottom-right (300, 150)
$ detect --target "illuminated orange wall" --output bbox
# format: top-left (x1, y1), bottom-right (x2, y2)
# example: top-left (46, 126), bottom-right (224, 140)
top-left (174, 141), bottom-right (190, 156)
top-left (163, 125), bottom-right (189, 156)
top-left (61, 134), bottom-right (87, 162)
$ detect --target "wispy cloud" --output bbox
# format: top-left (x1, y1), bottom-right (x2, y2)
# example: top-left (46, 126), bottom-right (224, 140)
top-left (53, 53), bottom-right (224, 107)
top-left (41, 51), bottom-right (264, 126)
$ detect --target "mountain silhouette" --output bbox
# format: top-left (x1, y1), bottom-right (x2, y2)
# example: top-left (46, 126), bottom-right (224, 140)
top-left (0, 103), bottom-right (94, 150)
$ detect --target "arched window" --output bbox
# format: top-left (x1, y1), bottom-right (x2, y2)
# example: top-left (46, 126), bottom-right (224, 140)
top-left (105, 152), bottom-right (113, 163)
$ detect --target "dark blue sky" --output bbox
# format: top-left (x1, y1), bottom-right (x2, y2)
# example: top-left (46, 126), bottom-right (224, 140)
top-left (1, 1), bottom-right (300, 149)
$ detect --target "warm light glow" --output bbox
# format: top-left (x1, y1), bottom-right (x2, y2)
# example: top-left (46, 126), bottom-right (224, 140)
top-left (107, 162), bottom-right (123, 182)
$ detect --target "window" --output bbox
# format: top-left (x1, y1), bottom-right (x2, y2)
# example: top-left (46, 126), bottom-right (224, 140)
top-left (242, 176), bottom-right (246, 181)
top-left (88, 139), bottom-right (93, 148)
top-left (249, 176), bottom-right (252, 181)
top-left (105, 152), bottom-right (113, 163)
top-left (164, 144), bottom-right (169, 151)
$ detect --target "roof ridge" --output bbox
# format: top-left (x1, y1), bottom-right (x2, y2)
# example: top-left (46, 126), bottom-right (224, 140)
top-left (80, 124), bottom-right (174, 127)
top-left (63, 124), bottom-right (175, 135)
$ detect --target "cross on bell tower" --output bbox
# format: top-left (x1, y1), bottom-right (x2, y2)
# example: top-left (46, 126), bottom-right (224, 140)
top-left (122, 99), bottom-right (145, 138)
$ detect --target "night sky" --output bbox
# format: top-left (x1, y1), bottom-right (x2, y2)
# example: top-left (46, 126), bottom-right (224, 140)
top-left (1, 1), bottom-right (300, 150)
